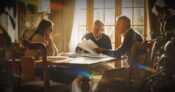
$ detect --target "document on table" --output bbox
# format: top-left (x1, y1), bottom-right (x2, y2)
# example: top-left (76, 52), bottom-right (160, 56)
top-left (78, 39), bottom-right (99, 53)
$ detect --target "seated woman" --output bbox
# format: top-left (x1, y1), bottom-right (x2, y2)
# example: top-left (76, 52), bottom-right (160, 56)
top-left (25, 19), bottom-right (77, 84)
top-left (25, 19), bottom-right (58, 58)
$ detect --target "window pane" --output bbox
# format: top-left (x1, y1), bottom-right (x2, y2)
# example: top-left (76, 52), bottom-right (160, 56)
top-left (134, 0), bottom-right (144, 7)
top-left (76, 0), bottom-right (86, 9)
top-left (78, 10), bottom-right (86, 25)
top-left (105, 0), bottom-right (115, 8)
top-left (121, 8), bottom-right (132, 24)
top-left (105, 9), bottom-right (115, 25)
top-left (94, 0), bottom-right (104, 8)
top-left (78, 26), bottom-right (86, 41)
top-left (104, 26), bottom-right (115, 42)
top-left (94, 9), bottom-right (104, 22)
top-left (134, 8), bottom-right (144, 25)
top-left (122, 0), bottom-right (132, 7)
top-left (133, 26), bottom-right (144, 35)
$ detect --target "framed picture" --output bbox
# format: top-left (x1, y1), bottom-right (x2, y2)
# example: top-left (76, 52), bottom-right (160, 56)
top-left (38, 0), bottom-right (50, 12)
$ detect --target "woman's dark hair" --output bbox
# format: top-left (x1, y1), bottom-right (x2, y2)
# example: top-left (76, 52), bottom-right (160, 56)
top-left (29, 19), bottom-right (53, 41)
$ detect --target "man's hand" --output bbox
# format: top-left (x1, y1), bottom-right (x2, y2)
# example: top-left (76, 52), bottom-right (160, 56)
top-left (93, 48), bottom-right (102, 54)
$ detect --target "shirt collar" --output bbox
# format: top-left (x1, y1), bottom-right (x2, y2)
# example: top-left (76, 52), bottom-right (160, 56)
top-left (94, 33), bottom-right (102, 41)
top-left (123, 28), bottom-right (131, 37)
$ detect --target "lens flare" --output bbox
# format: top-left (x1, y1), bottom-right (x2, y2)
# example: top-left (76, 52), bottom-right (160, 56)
top-left (74, 70), bottom-right (92, 78)
top-left (133, 63), bottom-right (157, 73)
top-left (8, 71), bottom-right (21, 78)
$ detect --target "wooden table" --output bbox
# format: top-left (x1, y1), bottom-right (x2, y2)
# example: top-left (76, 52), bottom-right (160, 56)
top-left (21, 41), bottom-right (124, 92)
top-left (35, 53), bottom-right (119, 92)
top-left (36, 53), bottom-right (116, 65)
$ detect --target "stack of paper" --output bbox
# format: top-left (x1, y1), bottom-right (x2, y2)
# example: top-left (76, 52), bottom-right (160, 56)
top-left (78, 39), bottom-right (99, 53)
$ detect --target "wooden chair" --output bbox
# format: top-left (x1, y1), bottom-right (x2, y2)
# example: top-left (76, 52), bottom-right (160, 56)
top-left (20, 56), bottom-right (39, 83)
top-left (20, 41), bottom-right (71, 92)
top-left (99, 40), bottom-right (156, 92)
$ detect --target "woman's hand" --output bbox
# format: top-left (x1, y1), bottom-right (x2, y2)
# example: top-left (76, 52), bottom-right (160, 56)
top-left (93, 48), bottom-right (102, 54)
top-left (44, 32), bottom-right (53, 45)
top-left (44, 33), bottom-right (49, 45)
top-left (48, 33), bottom-right (53, 42)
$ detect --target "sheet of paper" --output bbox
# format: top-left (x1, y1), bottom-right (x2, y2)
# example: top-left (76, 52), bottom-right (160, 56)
top-left (78, 39), bottom-right (99, 53)
top-left (82, 53), bottom-right (108, 58)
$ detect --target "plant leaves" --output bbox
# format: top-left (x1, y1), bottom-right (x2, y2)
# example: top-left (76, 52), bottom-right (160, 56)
top-left (9, 15), bottom-right (16, 29)
top-left (4, 11), bottom-right (16, 29)
top-left (0, 25), bottom-right (12, 48)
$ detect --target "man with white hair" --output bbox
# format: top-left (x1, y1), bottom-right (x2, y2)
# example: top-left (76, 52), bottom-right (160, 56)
top-left (75, 20), bottom-right (112, 53)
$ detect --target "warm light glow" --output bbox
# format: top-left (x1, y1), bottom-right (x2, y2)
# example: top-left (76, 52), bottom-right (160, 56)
top-left (69, 0), bottom-right (87, 52)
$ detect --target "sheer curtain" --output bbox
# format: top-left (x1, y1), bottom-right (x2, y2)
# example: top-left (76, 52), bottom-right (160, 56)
top-left (69, 0), bottom-right (85, 53)
top-left (49, 0), bottom-right (75, 52)
top-left (69, 7), bottom-right (78, 53)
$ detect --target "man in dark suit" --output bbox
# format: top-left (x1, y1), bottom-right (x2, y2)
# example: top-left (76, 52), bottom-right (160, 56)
top-left (94, 16), bottom-right (143, 92)
top-left (94, 16), bottom-right (143, 64)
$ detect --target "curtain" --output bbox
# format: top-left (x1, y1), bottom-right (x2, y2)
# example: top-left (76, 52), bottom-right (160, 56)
top-left (49, 0), bottom-right (75, 52)
top-left (69, 0), bottom-right (81, 53)
top-left (69, 0), bottom-right (93, 53)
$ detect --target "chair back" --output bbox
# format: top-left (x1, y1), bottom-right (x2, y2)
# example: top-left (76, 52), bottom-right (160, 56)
top-left (127, 40), bottom-right (156, 83)
top-left (20, 56), bottom-right (35, 82)
top-left (21, 40), bottom-right (49, 92)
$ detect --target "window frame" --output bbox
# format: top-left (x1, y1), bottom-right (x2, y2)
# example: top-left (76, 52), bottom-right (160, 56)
top-left (77, 0), bottom-right (147, 47)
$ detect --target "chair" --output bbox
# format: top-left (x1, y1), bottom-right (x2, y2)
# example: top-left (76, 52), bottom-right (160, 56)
top-left (98, 40), bottom-right (156, 92)
top-left (20, 41), bottom-right (72, 92)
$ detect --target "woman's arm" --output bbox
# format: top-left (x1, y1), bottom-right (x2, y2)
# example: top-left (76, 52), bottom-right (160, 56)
top-left (47, 33), bottom-right (58, 56)
top-left (50, 39), bottom-right (58, 56)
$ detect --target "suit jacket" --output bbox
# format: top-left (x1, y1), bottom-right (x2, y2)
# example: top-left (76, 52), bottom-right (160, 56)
top-left (102, 28), bottom-right (143, 60)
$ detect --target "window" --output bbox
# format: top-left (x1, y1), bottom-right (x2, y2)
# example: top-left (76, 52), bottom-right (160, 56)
top-left (70, 0), bottom-right (147, 52)
top-left (93, 0), bottom-right (116, 49)
top-left (122, 0), bottom-right (146, 37)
